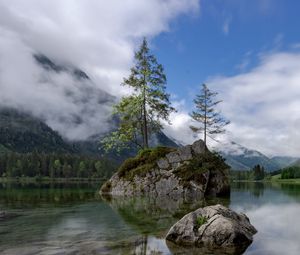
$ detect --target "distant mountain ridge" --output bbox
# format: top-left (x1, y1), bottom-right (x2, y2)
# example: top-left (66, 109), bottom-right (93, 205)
top-left (271, 156), bottom-right (300, 168)
top-left (218, 141), bottom-right (288, 172)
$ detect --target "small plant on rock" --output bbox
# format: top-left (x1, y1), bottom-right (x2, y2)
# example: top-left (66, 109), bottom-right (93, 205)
top-left (196, 216), bottom-right (208, 228)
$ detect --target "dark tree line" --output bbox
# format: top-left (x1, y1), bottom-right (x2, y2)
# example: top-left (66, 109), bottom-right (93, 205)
top-left (0, 152), bottom-right (117, 179)
top-left (230, 164), bottom-right (267, 181)
top-left (281, 166), bottom-right (300, 179)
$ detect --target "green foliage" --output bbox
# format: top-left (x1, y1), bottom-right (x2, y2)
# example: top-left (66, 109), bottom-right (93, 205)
top-left (281, 166), bottom-right (300, 179)
top-left (196, 216), bottom-right (208, 228)
top-left (0, 152), bottom-right (117, 179)
top-left (0, 108), bottom-right (74, 154)
top-left (253, 164), bottom-right (265, 180)
top-left (101, 38), bottom-right (175, 152)
top-left (174, 151), bottom-right (229, 184)
top-left (0, 144), bottom-right (10, 155)
top-left (118, 146), bottom-right (175, 180)
top-left (190, 84), bottom-right (229, 145)
top-left (230, 164), bottom-right (267, 181)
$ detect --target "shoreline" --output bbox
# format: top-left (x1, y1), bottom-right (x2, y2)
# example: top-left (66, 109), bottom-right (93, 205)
top-left (232, 179), bottom-right (300, 184)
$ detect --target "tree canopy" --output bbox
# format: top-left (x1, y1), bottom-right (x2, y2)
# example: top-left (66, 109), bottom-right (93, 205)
top-left (190, 84), bottom-right (229, 145)
top-left (102, 38), bottom-right (175, 152)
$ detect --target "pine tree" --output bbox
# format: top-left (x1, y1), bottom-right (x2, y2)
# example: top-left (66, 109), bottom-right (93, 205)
top-left (102, 38), bottom-right (175, 151)
top-left (190, 84), bottom-right (229, 146)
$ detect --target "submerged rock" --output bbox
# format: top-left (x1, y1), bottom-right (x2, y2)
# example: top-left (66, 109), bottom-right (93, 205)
top-left (100, 140), bottom-right (230, 200)
top-left (166, 204), bottom-right (257, 253)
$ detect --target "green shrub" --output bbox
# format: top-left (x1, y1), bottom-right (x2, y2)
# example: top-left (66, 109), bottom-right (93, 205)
top-left (174, 151), bottom-right (228, 184)
top-left (196, 216), bottom-right (208, 228)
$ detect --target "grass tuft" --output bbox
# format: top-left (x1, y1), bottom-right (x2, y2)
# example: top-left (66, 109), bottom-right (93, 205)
top-left (196, 216), bottom-right (208, 228)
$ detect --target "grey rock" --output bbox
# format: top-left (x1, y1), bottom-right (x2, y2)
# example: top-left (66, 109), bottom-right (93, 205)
top-left (157, 158), bottom-right (169, 169)
top-left (100, 139), bottom-right (230, 200)
top-left (192, 140), bottom-right (206, 154)
top-left (178, 145), bottom-right (193, 161)
top-left (166, 151), bottom-right (181, 164)
top-left (166, 204), bottom-right (257, 249)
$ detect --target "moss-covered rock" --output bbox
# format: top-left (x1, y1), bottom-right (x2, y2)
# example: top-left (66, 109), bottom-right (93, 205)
top-left (100, 140), bottom-right (230, 199)
top-left (118, 146), bottom-right (175, 180)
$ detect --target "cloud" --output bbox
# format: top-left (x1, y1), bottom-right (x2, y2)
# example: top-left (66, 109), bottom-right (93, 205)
top-left (164, 50), bottom-right (300, 157)
top-left (222, 16), bottom-right (232, 35)
top-left (208, 51), bottom-right (300, 157)
top-left (0, 0), bottom-right (199, 140)
top-left (163, 99), bottom-right (197, 145)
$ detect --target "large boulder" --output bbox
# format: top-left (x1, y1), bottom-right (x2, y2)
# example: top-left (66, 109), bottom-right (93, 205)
top-left (166, 204), bottom-right (256, 252)
top-left (100, 140), bottom-right (230, 200)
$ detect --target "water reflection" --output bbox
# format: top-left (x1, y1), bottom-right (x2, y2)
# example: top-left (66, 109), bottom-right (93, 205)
top-left (0, 182), bottom-right (300, 255)
top-left (103, 194), bottom-right (230, 237)
top-left (0, 182), bottom-right (101, 207)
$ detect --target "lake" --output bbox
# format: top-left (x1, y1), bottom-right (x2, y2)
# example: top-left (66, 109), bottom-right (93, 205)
top-left (0, 181), bottom-right (300, 255)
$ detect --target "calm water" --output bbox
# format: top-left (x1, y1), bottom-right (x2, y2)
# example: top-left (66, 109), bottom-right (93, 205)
top-left (0, 181), bottom-right (300, 255)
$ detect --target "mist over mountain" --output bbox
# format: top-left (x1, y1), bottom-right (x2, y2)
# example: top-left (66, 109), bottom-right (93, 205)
top-left (0, 52), bottom-right (116, 141)
top-left (217, 141), bottom-right (282, 172)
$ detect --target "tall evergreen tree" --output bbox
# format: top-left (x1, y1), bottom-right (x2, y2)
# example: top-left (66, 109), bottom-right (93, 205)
top-left (102, 38), bottom-right (175, 151)
top-left (190, 84), bottom-right (229, 146)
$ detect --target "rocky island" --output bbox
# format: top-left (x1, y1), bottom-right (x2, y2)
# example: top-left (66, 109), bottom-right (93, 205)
top-left (100, 140), bottom-right (230, 200)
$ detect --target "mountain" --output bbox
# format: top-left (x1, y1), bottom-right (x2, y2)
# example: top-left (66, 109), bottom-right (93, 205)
top-left (0, 54), bottom-right (178, 157)
top-left (271, 156), bottom-right (300, 169)
top-left (0, 108), bottom-right (75, 154)
top-left (34, 54), bottom-right (90, 80)
top-left (218, 141), bottom-right (281, 172)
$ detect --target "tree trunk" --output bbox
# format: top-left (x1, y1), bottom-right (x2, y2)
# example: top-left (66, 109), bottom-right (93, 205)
top-left (204, 87), bottom-right (207, 147)
top-left (142, 75), bottom-right (148, 149)
top-left (143, 102), bottom-right (148, 148)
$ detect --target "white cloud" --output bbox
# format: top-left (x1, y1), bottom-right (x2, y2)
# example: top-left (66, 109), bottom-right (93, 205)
top-left (163, 99), bottom-right (197, 145)
top-left (0, 0), bottom-right (199, 140)
top-left (208, 51), bottom-right (300, 157)
top-left (164, 50), bottom-right (300, 157)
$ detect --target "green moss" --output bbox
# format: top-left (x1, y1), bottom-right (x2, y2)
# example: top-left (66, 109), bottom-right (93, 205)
top-left (118, 146), bottom-right (175, 180)
top-left (196, 216), bottom-right (208, 228)
top-left (101, 181), bottom-right (112, 193)
top-left (174, 151), bottom-right (229, 185)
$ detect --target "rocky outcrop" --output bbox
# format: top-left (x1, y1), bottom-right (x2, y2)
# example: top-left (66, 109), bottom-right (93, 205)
top-left (100, 140), bottom-right (230, 200)
top-left (166, 204), bottom-right (257, 252)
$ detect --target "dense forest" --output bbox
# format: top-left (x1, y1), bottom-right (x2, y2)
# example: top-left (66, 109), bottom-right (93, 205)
top-left (281, 166), bottom-right (300, 179)
top-left (230, 165), bottom-right (268, 181)
top-left (0, 152), bottom-right (117, 179)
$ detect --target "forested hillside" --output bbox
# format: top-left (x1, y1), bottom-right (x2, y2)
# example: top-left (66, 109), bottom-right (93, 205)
top-left (0, 108), bottom-right (75, 154)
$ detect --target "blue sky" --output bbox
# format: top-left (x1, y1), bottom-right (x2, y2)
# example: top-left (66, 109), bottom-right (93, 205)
top-left (153, 0), bottom-right (300, 105)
